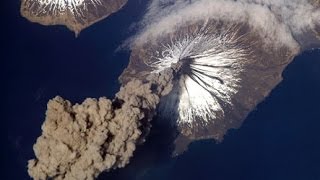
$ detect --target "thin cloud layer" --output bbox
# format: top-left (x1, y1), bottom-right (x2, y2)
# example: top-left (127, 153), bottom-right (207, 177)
top-left (133, 0), bottom-right (320, 49)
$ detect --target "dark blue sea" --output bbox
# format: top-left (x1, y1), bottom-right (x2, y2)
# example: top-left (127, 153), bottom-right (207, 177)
top-left (3, 1), bottom-right (320, 180)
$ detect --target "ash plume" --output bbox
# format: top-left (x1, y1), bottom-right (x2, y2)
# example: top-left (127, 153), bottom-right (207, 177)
top-left (27, 0), bottom-right (320, 179)
top-left (27, 69), bottom-right (175, 180)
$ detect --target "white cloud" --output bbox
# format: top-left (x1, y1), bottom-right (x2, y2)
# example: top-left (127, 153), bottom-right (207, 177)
top-left (132, 0), bottom-right (320, 49)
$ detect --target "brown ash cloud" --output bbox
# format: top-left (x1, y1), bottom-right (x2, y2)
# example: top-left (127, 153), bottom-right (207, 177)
top-left (27, 68), bottom-right (175, 180)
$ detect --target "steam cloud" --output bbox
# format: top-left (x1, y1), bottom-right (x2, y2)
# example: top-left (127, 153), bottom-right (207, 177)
top-left (134, 0), bottom-right (320, 49)
top-left (28, 69), bottom-right (175, 180)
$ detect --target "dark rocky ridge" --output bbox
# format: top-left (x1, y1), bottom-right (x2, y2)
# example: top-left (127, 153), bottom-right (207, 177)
top-left (20, 0), bottom-right (127, 36)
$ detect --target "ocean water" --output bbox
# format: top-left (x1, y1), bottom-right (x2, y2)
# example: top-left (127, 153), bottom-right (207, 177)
top-left (3, 0), bottom-right (320, 180)
top-left (3, 0), bottom-right (149, 179)
top-left (100, 49), bottom-right (320, 180)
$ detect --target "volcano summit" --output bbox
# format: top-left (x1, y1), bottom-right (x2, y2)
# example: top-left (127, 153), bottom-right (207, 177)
top-left (20, 0), bottom-right (128, 35)
top-left (122, 0), bottom-right (320, 153)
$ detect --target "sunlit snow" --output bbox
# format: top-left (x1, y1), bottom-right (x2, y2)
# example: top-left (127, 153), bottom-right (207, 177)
top-left (150, 22), bottom-right (250, 126)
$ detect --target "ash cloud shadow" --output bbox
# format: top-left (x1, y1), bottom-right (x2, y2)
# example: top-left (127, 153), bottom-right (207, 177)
top-left (98, 113), bottom-right (178, 180)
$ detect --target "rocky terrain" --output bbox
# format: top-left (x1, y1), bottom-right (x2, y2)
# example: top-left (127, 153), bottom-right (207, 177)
top-left (121, 18), bottom-right (307, 154)
top-left (20, 0), bottom-right (128, 36)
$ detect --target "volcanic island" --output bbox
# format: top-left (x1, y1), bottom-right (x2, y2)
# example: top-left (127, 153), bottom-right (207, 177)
top-left (20, 0), bottom-right (128, 36)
